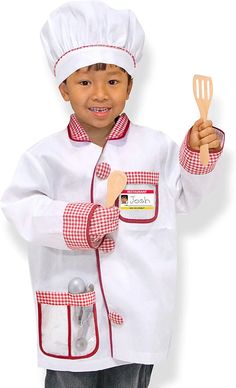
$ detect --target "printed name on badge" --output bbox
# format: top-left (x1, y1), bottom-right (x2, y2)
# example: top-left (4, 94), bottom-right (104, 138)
top-left (120, 190), bottom-right (155, 210)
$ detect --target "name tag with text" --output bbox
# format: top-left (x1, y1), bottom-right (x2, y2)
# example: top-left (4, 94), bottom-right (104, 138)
top-left (120, 189), bottom-right (155, 210)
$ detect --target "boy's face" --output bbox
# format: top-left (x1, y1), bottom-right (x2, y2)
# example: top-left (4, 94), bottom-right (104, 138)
top-left (121, 196), bottom-right (128, 204)
top-left (59, 64), bottom-right (133, 134)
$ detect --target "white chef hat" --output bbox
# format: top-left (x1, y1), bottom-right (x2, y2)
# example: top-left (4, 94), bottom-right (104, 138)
top-left (40, 1), bottom-right (145, 85)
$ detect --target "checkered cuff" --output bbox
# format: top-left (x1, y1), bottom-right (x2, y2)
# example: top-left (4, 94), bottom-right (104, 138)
top-left (89, 206), bottom-right (119, 249)
top-left (63, 203), bottom-right (119, 250)
top-left (98, 236), bottom-right (116, 252)
top-left (63, 203), bottom-right (99, 250)
top-left (179, 127), bottom-right (224, 175)
top-left (90, 206), bottom-right (119, 236)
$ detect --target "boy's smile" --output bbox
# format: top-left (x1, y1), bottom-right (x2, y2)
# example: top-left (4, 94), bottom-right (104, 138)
top-left (59, 64), bottom-right (133, 146)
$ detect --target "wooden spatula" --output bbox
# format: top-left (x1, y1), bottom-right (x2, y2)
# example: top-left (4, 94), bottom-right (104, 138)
top-left (193, 74), bottom-right (213, 166)
top-left (105, 171), bottom-right (127, 208)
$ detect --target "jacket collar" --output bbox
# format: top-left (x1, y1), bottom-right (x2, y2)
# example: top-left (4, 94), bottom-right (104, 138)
top-left (67, 113), bottom-right (130, 142)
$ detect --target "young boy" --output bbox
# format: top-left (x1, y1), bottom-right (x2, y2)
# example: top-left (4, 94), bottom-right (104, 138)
top-left (1, 1), bottom-right (224, 387)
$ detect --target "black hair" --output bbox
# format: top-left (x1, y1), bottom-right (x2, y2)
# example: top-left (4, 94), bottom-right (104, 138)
top-left (87, 63), bottom-right (132, 82)
top-left (63, 63), bottom-right (132, 84)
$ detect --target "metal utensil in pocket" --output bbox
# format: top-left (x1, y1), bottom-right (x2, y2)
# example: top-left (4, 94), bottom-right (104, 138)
top-left (68, 277), bottom-right (86, 325)
top-left (75, 283), bottom-right (94, 352)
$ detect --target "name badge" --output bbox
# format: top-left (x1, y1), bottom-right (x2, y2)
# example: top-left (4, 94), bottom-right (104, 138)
top-left (120, 189), bottom-right (155, 210)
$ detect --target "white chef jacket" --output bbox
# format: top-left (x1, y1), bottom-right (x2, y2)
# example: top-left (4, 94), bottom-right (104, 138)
top-left (1, 113), bottom-right (224, 372)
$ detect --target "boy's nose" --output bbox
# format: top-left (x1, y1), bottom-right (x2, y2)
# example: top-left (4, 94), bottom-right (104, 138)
top-left (92, 85), bottom-right (109, 101)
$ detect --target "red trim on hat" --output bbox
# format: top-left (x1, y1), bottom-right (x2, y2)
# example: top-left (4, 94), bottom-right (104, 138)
top-left (54, 44), bottom-right (136, 76)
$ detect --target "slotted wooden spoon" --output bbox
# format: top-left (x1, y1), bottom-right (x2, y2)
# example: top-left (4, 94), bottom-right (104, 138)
top-left (105, 171), bottom-right (127, 208)
top-left (193, 74), bottom-right (213, 166)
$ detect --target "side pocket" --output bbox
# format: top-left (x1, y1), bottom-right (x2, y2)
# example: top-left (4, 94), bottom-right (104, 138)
top-left (36, 290), bottom-right (99, 359)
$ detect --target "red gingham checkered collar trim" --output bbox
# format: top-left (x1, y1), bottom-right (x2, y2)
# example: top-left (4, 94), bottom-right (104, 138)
top-left (67, 113), bottom-right (130, 142)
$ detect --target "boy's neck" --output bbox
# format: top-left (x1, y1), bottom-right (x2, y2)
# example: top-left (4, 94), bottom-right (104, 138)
top-left (87, 128), bottom-right (111, 147)
top-left (76, 117), bottom-right (116, 147)
top-left (69, 114), bottom-right (130, 146)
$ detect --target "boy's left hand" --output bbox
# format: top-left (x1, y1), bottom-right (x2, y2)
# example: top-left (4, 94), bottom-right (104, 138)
top-left (189, 119), bottom-right (221, 151)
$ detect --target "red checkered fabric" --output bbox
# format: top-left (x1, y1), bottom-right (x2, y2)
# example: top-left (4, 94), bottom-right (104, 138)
top-left (107, 113), bottom-right (130, 140)
top-left (36, 290), bottom-right (95, 306)
top-left (68, 114), bottom-right (90, 142)
top-left (125, 171), bottom-right (159, 185)
top-left (68, 113), bottom-right (130, 142)
top-left (179, 128), bottom-right (224, 175)
top-left (90, 206), bottom-right (120, 243)
top-left (96, 162), bottom-right (111, 179)
top-left (108, 311), bottom-right (124, 325)
top-left (63, 203), bottom-right (99, 249)
top-left (99, 236), bottom-right (116, 252)
top-left (63, 203), bottom-right (119, 251)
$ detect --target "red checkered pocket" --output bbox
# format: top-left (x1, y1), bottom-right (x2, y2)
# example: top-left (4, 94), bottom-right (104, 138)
top-left (116, 171), bottom-right (159, 223)
top-left (36, 290), bottom-right (99, 359)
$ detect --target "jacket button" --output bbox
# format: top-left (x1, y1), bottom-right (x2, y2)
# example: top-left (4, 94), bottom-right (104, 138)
top-left (96, 162), bottom-right (111, 179)
top-left (108, 311), bottom-right (124, 325)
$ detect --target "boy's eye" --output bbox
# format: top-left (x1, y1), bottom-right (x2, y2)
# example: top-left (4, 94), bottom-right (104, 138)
top-left (108, 80), bottom-right (119, 85)
top-left (79, 80), bottom-right (90, 86)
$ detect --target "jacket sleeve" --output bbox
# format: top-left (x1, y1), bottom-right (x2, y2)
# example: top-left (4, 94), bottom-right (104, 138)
top-left (1, 151), bottom-right (119, 250)
top-left (164, 127), bottom-right (225, 214)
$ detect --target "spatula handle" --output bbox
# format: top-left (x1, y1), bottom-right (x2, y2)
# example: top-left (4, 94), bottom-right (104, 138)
top-left (199, 144), bottom-right (209, 166)
top-left (199, 107), bottom-right (209, 165)
top-left (193, 75), bottom-right (213, 166)
top-left (105, 171), bottom-right (127, 208)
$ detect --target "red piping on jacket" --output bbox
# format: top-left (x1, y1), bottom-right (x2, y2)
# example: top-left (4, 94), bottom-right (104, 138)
top-left (90, 141), bottom-right (114, 357)
top-left (67, 306), bottom-right (72, 357)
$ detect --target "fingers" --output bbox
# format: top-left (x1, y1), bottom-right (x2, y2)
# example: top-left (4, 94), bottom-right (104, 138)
top-left (199, 136), bottom-right (221, 149)
top-left (198, 125), bottom-right (215, 139)
top-left (192, 119), bottom-right (212, 131)
top-left (190, 119), bottom-right (221, 150)
top-left (191, 118), bottom-right (204, 133)
top-left (198, 123), bottom-right (220, 149)
top-left (208, 139), bottom-right (221, 149)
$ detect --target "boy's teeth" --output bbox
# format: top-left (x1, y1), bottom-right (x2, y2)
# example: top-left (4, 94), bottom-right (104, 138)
top-left (90, 107), bottom-right (109, 112)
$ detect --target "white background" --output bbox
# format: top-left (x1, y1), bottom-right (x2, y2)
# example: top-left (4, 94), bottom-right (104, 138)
top-left (0, 0), bottom-right (235, 387)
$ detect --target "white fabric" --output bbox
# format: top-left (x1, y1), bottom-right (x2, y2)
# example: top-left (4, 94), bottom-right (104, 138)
top-left (1, 122), bottom-right (222, 371)
top-left (40, 1), bottom-right (145, 85)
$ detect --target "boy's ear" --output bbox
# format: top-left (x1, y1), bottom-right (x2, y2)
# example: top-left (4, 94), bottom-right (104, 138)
top-left (126, 79), bottom-right (133, 100)
top-left (59, 82), bottom-right (70, 101)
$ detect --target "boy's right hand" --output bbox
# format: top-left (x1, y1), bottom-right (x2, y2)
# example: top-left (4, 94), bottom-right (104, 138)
top-left (89, 206), bottom-right (120, 249)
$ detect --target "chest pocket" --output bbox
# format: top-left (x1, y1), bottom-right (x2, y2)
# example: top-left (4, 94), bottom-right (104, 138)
top-left (116, 171), bottom-right (159, 223)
